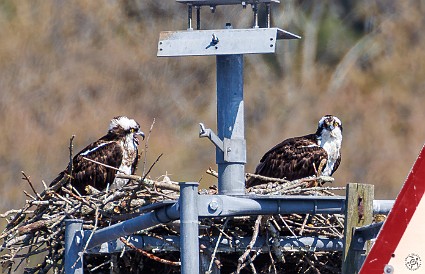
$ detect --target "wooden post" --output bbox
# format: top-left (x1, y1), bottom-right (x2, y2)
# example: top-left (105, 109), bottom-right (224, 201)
top-left (342, 183), bottom-right (374, 274)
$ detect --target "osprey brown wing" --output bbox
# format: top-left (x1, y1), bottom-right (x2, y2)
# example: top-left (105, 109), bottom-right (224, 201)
top-left (246, 134), bottom-right (328, 187)
top-left (71, 140), bottom-right (123, 194)
top-left (49, 116), bottom-right (143, 195)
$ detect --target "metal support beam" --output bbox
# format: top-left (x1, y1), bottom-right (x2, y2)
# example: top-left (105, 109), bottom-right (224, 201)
top-left (198, 195), bottom-right (347, 216)
top-left (180, 182), bottom-right (200, 274)
top-left (85, 202), bottom-right (179, 250)
top-left (87, 235), bottom-right (344, 254)
top-left (372, 199), bottom-right (394, 214)
top-left (74, 196), bottom-right (393, 255)
top-left (216, 54), bottom-right (246, 195)
top-left (65, 219), bottom-right (84, 274)
top-left (197, 195), bottom-right (393, 217)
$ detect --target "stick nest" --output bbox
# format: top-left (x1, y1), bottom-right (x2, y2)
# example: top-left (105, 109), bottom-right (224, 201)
top-left (0, 168), bottom-right (346, 274)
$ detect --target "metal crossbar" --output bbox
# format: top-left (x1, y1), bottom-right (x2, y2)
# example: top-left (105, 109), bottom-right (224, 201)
top-left (86, 235), bottom-right (344, 254)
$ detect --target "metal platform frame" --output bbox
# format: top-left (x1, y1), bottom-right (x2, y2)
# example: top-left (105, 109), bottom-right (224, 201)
top-left (63, 1), bottom-right (394, 273)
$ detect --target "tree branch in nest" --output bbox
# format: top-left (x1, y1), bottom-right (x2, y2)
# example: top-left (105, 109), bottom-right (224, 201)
top-left (119, 237), bottom-right (181, 266)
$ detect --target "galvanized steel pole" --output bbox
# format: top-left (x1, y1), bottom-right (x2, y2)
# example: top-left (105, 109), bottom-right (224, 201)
top-left (65, 219), bottom-right (84, 274)
top-left (180, 182), bottom-right (200, 274)
top-left (216, 54), bottom-right (246, 195)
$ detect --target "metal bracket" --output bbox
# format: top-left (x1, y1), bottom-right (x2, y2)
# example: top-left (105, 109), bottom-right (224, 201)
top-left (199, 123), bottom-right (246, 163)
top-left (223, 138), bottom-right (246, 163)
top-left (199, 123), bottom-right (224, 152)
top-left (351, 221), bottom-right (384, 251)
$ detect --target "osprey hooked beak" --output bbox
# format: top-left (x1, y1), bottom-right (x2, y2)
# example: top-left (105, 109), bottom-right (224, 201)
top-left (134, 129), bottom-right (145, 145)
top-left (328, 121), bottom-right (341, 137)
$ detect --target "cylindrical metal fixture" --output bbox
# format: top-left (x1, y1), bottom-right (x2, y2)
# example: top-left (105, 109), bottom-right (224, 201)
top-left (216, 54), bottom-right (246, 195)
top-left (65, 219), bottom-right (84, 274)
top-left (86, 203), bottom-right (179, 250)
top-left (180, 182), bottom-right (200, 274)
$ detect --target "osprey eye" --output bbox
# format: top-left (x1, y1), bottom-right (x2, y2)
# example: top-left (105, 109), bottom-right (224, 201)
top-left (130, 128), bottom-right (135, 133)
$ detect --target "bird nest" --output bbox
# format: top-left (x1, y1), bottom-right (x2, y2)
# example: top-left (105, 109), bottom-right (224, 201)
top-left (0, 166), bottom-right (345, 274)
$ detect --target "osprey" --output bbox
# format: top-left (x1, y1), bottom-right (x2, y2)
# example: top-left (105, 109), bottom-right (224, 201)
top-left (50, 116), bottom-right (145, 194)
top-left (246, 115), bottom-right (343, 187)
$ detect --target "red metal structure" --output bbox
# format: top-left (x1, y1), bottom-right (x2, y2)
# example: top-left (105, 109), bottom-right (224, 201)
top-left (360, 145), bottom-right (425, 273)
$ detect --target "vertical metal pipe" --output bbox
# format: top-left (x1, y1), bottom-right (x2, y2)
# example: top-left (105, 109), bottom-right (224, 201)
top-left (180, 182), bottom-right (199, 274)
top-left (266, 3), bottom-right (271, 28)
top-left (65, 219), bottom-right (84, 274)
top-left (188, 5), bottom-right (193, 30)
top-left (196, 6), bottom-right (201, 30)
top-left (216, 55), bottom-right (246, 195)
top-left (252, 3), bottom-right (259, 28)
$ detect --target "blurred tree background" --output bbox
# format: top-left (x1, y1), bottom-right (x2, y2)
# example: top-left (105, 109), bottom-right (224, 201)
top-left (0, 0), bottom-right (424, 216)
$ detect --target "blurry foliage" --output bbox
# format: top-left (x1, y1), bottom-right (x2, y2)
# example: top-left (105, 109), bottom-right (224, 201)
top-left (0, 0), bottom-right (424, 216)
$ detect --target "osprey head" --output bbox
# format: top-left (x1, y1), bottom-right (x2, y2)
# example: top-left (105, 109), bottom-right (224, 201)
top-left (108, 116), bottom-right (145, 145)
top-left (316, 115), bottom-right (343, 138)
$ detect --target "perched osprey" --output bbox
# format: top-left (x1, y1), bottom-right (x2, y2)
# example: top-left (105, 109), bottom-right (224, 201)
top-left (50, 116), bottom-right (145, 194)
top-left (246, 115), bottom-right (343, 187)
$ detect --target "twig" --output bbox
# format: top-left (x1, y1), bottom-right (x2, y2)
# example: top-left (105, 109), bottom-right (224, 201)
top-left (248, 256), bottom-right (257, 274)
top-left (0, 209), bottom-right (34, 218)
top-left (142, 118), bottom-right (156, 178)
top-left (208, 218), bottom-right (229, 273)
top-left (75, 206), bottom-right (99, 268)
top-left (21, 172), bottom-right (42, 200)
top-left (90, 259), bottom-right (112, 272)
top-left (206, 167), bottom-right (218, 178)
top-left (268, 217), bottom-right (284, 263)
top-left (299, 214), bottom-right (310, 236)
top-left (304, 254), bottom-right (320, 274)
top-left (68, 135), bottom-right (75, 177)
top-left (266, 228), bottom-right (278, 274)
top-left (119, 237), bottom-right (181, 266)
top-left (141, 153), bottom-right (163, 184)
top-left (82, 157), bottom-right (125, 173)
top-left (17, 216), bottom-right (63, 235)
top-left (236, 215), bottom-right (262, 271)
top-left (116, 174), bottom-right (180, 192)
top-left (246, 173), bottom-right (290, 184)
top-left (279, 215), bottom-right (297, 237)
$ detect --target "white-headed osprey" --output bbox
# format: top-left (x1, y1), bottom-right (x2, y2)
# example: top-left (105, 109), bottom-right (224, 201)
top-left (50, 116), bottom-right (145, 195)
top-left (246, 115), bottom-right (343, 187)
